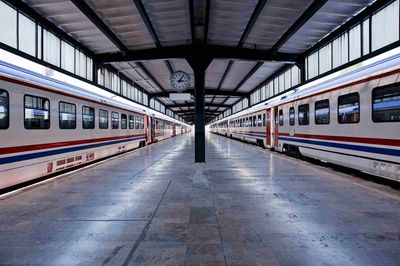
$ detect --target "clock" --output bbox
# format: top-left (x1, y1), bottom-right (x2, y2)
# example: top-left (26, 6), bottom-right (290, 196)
top-left (170, 71), bottom-right (190, 92)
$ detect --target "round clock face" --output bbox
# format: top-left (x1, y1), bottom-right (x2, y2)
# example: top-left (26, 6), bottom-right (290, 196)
top-left (170, 71), bottom-right (190, 92)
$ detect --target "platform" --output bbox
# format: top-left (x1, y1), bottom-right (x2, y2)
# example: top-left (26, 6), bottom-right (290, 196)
top-left (1, 133), bottom-right (400, 265)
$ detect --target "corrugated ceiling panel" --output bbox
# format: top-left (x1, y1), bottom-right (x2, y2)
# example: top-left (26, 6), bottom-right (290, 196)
top-left (208, 0), bottom-right (258, 46)
top-left (280, 0), bottom-right (375, 53)
top-left (221, 61), bottom-right (257, 90)
top-left (24, 0), bottom-right (117, 53)
top-left (244, 0), bottom-right (314, 50)
top-left (238, 62), bottom-right (285, 92)
top-left (86, 0), bottom-right (156, 50)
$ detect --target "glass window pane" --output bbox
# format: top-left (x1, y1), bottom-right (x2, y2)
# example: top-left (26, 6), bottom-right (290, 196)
top-left (371, 0), bottom-right (399, 51)
top-left (338, 93), bottom-right (360, 124)
top-left (59, 101), bottom-right (76, 129)
top-left (43, 29), bottom-right (60, 67)
top-left (372, 85), bottom-right (400, 122)
top-left (61, 41), bottom-right (75, 73)
top-left (129, 115), bottom-right (134, 129)
top-left (112, 112), bottom-right (119, 129)
top-left (37, 25), bottom-right (42, 59)
top-left (24, 95), bottom-right (50, 129)
top-left (315, 99), bottom-right (330, 124)
top-left (289, 107), bottom-right (295, 126)
top-left (121, 114), bottom-right (127, 129)
top-left (319, 44), bottom-right (332, 74)
top-left (18, 13), bottom-right (36, 56)
top-left (362, 19), bottom-right (370, 55)
top-left (0, 2), bottom-right (17, 48)
top-left (298, 104), bottom-right (309, 125)
top-left (99, 109), bottom-right (108, 129)
top-left (82, 106), bottom-right (94, 129)
top-left (349, 24), bottom-right (361, 61)
top-left (0, 90), bottom-right (9, 129)
top-left (279, 109), bottom-right (284, 126)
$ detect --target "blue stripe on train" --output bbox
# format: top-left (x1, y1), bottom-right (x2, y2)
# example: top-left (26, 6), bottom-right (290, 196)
top-left (0, 137), bottom-right (145, 165)
top-left (279, 137), bottom-right (400, 157)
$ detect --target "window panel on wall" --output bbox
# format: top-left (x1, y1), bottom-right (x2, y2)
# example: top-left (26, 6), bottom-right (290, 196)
top-left (284, 70), bottom-right (291, 90)
top-left (61, 41), bottom-right (75, 73)
top-left (279, 74), bottom-right (285, 92)
top-left (332, 33), bottom-right (348, 68)
top-left (0, 1), bottom-right (17, 48)
top-left (18, 13), bottom-right (36, 56)
top-left (37, 25), bottom-right (42, 59)
top-left (87, 57), bottom-right (93, 80)
top-left (362, 19), bottom-right (370, 55)
top-left (98, 69), bottom-right (104, 86)
top-left (371, 0), bottom-right (399, 51)
top-left (349, 24), bottom-right (361, 61)
top-left (43, 29), bottom-right (60, 67)
top-left (291, 66), bottom-right (300, 86)
top-left (307, 51), bottom-right (319, 79)
top-left (319, 44), bottom-right (332, 74)
top-left (75, 50), bottom-right (87, 78)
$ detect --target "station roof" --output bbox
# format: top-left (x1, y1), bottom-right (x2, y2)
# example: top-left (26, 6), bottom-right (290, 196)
top-left (22, 0), bottom-right (375, 122)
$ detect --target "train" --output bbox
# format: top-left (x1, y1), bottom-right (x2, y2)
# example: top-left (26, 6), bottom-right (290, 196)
top-left (210, 52), bottom-right (400, 182)
top-left (0, 60), bottom-right (190, 190)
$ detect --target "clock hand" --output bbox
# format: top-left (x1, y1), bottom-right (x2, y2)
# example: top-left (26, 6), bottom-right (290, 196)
top-left (178, 75), bottom-right (184, 82)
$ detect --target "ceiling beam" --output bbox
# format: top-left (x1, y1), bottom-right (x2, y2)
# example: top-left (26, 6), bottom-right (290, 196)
top-left (189, 0), bottom-right (195, 42)
top-left (96, 44), bottom-right (300, 63)
top-left (136, 62), bottom-right (168, 93)
top-left (149, 88), bottom-right (248, 98)
top-left (204, 0), bottom-right (211, 43)
top-left (132, 0), bottom-right (161, 48)
top-left (233, 62), bottom-right (263, 92)
top-left (237, 0), bottom-right (269, 49)
top-left (270, 0), bottom-right (329, 54)
top-left (70, 0), bottom-right (128, 53)
top-left (167, 103), bottom-right (231, 108)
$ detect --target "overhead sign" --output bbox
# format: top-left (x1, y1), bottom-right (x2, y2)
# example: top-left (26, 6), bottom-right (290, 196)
top-left (169, 93), bottom-right (191, 101)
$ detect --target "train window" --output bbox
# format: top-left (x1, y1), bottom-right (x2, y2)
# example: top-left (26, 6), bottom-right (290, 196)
top-left (112, 111), bottom-right (119, 129)
top-left (246, 117), bottom-right (249, 127)
top-left (99, 109), bottom-right (108, 129)
top-left (338, 93), bottom-right (359, 124)
top-left (263, 114), bottom-right (266, 127)
top-left (121, 114), bottom-right (127, 129)
top-left (24, 95), bottom-right (50, 129)
top-left (253, 116), bottom-right (256, 127)
top-left (135, 116), bottom-right (140, 129)
top-left (59, 101), bottom-right (76, 129)
top-left (129, 115), bottom-right (134, 129)
top-left (140, 117), bottom-right (144, 129)
top-left (315, 99), bottom-right (330, 124)
top-left (289, 107), bottom-right (295, 126)
top-left (278, 109), bottom-right (284, 126)
top-left (372, 85), bottom-right (400, 122)
top-left (82, 106), bottom-right (95, 129)
top-left (258, 115), bottom-right (262, 127)
top-left (0, 90), bottom-right (9, 129)
top-left (298, 104), bottom-right (309, 125)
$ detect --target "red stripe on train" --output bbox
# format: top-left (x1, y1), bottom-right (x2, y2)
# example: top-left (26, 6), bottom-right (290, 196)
top-left (279, 133), bottom-right (400, 147)
top-left (0, 134), bottom-right (146, 155)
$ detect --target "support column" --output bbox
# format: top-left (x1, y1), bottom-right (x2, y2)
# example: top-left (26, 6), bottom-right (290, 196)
top-left (187, 53), bottom-right (213, 163)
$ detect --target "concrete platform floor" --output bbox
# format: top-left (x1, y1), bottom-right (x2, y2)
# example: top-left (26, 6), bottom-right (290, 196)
top-left (1, 133), bottom-right (400, 265)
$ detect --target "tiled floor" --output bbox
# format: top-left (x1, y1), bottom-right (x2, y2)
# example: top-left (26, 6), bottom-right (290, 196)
top-left (1, 133), bottom-right (400, 265)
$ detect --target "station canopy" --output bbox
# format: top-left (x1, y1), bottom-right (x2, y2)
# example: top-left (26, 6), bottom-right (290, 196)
top-left (22, 0), bottom-right (375, 123)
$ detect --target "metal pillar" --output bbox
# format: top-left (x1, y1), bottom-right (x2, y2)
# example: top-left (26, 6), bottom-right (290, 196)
top-left (187, 53), bottom-right (213, 163)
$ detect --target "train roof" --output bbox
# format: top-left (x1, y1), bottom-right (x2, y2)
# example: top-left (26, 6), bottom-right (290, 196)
top-left (211, 51), bottom-right (400, 125)
top-left (0, 59), bottom-right (189, 126)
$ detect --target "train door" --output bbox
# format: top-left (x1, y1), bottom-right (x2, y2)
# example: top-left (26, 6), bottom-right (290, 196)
top-left (151, 118), bottom-right (156, 143)
top-left (273, 106), bottom-right (279, 148)
top-left (144, 115), bottom-right (149, 144)
top-left (266, 109), bottom-right (271, 146)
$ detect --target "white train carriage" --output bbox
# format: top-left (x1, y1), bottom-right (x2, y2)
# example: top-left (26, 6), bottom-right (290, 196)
top-left (0, 60), bottom-right (188, 190)
top-left (210, 52), bottom-right (400, 182)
